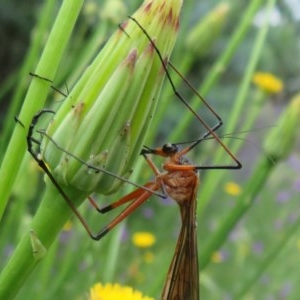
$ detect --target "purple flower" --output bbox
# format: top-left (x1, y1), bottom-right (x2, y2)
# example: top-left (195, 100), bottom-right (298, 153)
top-left (276, 191), bottom-right (290, 203)
top-left (142, 207), bottom-right (154, 219)
top-left (293, 179), bottom-right (300, 191)
top-left (252, 241), bottom-right (264, 254)
top-left (279, 281), bottom-right (293, 297)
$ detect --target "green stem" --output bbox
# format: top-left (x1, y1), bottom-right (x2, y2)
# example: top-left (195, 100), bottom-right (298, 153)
top-left (199, 156), bottom-right (274, 268)
top-left (0, 183), bottom-right (85, 299)
top-left (197, 0), bottom-right (276, 215)
top-left (200, 93), bottom-right (300, 269)
top-left (0, 0), bottom-right (57, 155)
top-left (0, 0), bottom-right (83, 221)
top-left (169, 0), bottom-right (264, 142)
top-left (235, 211), bottom-right (300, 297)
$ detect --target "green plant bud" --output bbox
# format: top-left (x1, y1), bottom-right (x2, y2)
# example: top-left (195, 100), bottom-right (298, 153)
top-left (264, 94), bottom-right (300, 162)
top-left (185, 3), bottom-right (230, 58)
top-left (100, 0), bottom-right (127, 24)
top-left (41, 0), bottom-right (183, 195)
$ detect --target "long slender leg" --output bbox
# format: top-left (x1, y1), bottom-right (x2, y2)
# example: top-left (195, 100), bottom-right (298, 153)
top-left (91, 187), bottom-right (158, 240)
top-left (130, 17), bottom-right (241, 169)
top-left (27, 111), bottom-right (165, 240)
top-left (87, 181), bottom-right (156, 213)
top-left (38, 130), bottom-right (164, 197)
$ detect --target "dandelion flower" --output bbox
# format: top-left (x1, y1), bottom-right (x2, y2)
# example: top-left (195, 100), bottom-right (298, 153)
top-left (224, 182), bottom-right (241, 196)
top-left (132, 232), bottom-right (156, 248)
top-left (252, 72), bottom-right (283, 94)
top-left (89, 283), bottom-right (154, 300)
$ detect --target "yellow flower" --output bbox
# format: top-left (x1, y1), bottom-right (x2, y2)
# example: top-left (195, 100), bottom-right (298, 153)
top-left (211, 251), bottom-right (223, 263)
top-left (132, 232), bottom-right (156, 248)
top-left (252, 72), bottom-right (283, 94)
top-left (89, 283), bottom-right (154, 300)
top-left (297, 239), bottom-right (300, 250)
top-left (224, 182), bottom-right (241, 196)
top-left (143, 251), bottom-right (155, 264)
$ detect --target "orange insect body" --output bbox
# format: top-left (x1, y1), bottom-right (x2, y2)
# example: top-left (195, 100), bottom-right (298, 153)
top-left (155, 148), bottom-right (200, 299)
top-left (92, 143), bottom-right (201, 298)
top-left (163, 164), bottom-right (198, 203)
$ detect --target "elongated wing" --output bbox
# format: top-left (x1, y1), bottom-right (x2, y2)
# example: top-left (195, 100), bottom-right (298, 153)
top-left (162, 188), bottom-right (199, 300)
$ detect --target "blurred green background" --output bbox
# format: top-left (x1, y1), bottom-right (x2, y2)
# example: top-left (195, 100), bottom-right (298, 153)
top-left (0, 0), bottom-right (300, 299)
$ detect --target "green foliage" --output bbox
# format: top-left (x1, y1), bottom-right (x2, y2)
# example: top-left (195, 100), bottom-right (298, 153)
top-left (0, 0), bottom-right (300, 299)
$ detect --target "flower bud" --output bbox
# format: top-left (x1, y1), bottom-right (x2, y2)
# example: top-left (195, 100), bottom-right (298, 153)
top-left (41, 0), bottom-right (183, 195)
top-left (100, 0), bottom-right (127, 24)
top-left (185, 3), bottom-right (230, 58)
top-left (264, 94), bottom-right (300, 161)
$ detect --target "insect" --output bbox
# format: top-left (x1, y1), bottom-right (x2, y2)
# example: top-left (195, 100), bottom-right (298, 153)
top-left (27, 16), bottom-right (242, 299)
top-left (141, 139), bottom-right (240, 300)
top-left (142, 143), bottom-right (200, 299)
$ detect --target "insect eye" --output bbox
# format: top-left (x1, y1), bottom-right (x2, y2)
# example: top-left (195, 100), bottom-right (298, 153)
top-left (162, 143), bottom-right (178, 154)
